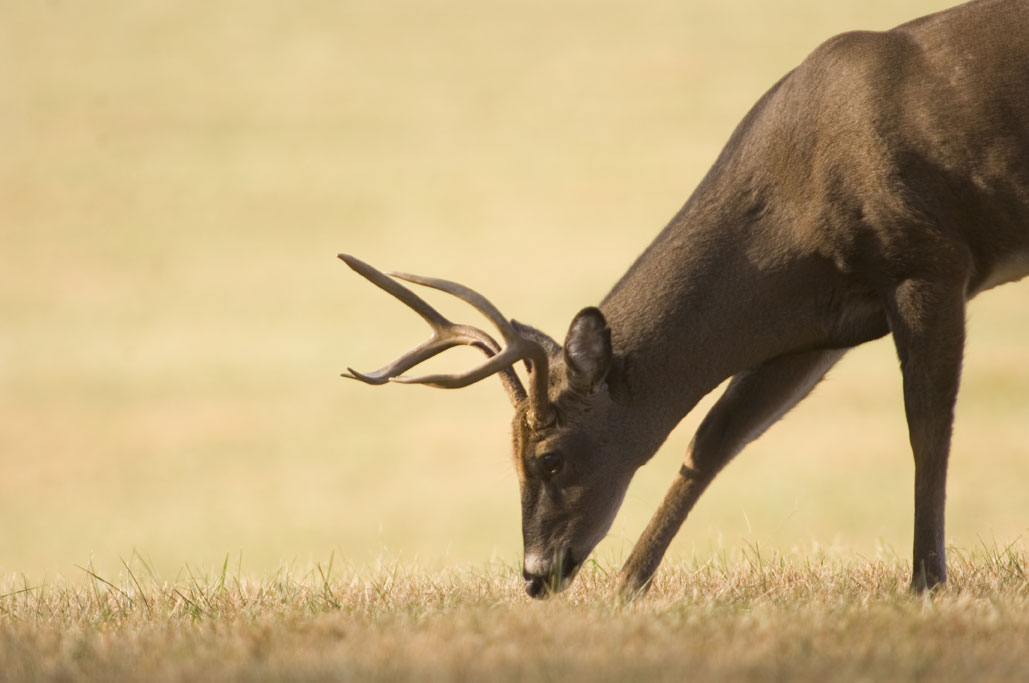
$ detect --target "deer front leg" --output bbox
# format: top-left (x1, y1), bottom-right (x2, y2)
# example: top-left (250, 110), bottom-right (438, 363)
top-left (885, 276), bottom-right (967, 592)
top-left (616, 347), bottom-right (847, 599)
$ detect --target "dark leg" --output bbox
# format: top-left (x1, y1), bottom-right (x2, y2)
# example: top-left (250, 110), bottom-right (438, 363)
top-left (616, 348), bottom-right (846, 599)
top-left (885, 277), bottom-right (967, 591)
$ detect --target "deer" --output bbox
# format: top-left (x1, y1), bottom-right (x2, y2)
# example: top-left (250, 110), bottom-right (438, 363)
top-left (339, 0), bottom-right (1029, 599)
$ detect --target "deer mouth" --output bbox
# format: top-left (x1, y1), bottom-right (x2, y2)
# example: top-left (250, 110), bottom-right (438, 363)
top-left (523, 548), bottom-right (581, 599)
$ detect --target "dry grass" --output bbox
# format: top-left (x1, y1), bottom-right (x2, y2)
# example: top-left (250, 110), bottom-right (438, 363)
top-left (3, 549), bottom-right (1029, 682)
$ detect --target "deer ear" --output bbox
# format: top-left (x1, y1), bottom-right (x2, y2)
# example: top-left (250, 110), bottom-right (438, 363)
top-left (564, 307), bottom-right (612, 391)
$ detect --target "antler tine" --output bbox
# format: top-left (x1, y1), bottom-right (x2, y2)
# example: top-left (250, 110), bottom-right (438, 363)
top-left (338, 253), bottom-right (529, 404)
top-left (339, 253), bottom-right (454, 332)
top-left (387, 271), bottom-right (521, 344)
top-left (390, 344), bottom-right (533, 388)
top-left (342, 335), bottom-right (473, 385)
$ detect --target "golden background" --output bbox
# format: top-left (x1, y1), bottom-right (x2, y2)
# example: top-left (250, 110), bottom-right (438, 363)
top-left (2, 0), bottom-right (1026, 580)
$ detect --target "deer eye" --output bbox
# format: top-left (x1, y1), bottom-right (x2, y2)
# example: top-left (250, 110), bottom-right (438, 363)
top-left (539, 452), bottom-right (564, 478)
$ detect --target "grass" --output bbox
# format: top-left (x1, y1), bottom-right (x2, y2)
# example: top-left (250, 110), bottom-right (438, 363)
top-left (3, 549), bottom-right (1029, 682)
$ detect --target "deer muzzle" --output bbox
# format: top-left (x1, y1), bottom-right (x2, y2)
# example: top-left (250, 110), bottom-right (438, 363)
top-left (522, 548), bottom-right (581, 599)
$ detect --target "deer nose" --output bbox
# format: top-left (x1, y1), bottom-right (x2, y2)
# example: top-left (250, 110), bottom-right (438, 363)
top-left (523, 552), bottom-right (552, 598)
top-left (522, 548), bottom-right (580, 598)
top-left (523, 571), bottom-right (548, 599)
top-left (522, 557), bottom-right (559, 599)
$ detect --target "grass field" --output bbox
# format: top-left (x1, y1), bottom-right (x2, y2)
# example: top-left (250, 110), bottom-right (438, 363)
top-left (2, 0), bottom-right (1028, 679)
top-left (4, 550), bottom-right (1029, 682)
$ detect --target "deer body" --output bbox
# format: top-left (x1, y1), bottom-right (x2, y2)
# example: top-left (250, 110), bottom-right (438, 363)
top-left (342, 0), bottom-right (1029, 598)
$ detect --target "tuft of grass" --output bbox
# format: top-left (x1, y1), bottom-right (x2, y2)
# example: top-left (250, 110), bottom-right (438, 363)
top-left (2, 550), bottom-right (1029, 682)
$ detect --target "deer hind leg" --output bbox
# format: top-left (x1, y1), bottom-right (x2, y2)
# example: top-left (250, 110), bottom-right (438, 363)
top-left (616, 347), bottom-right (848, 599)
top-left (885, 276), bottom-right (968, 592)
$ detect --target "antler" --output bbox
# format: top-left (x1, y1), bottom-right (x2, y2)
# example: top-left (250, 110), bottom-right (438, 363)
top-left (338, 254), bottom-right (553, 425)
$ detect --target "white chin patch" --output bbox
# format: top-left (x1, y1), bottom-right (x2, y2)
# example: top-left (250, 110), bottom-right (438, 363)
top-left (523, 552), bottom-right (549, 576)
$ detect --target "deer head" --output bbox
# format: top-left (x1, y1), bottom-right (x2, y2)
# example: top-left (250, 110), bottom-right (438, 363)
top-left (339, 254), bottom-right (640, 598)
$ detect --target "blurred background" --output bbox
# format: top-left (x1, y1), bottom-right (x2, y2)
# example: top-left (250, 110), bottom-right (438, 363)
top-left (3, 0), bottom-right (1026, 581)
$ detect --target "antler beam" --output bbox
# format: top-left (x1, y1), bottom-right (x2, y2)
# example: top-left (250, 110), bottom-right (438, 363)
top-left (338, 254), bottom-right (553, 425)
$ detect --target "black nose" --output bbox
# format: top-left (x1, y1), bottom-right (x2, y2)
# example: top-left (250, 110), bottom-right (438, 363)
top-left (523, 565), bottom-right (552, 599)
top-left (524, 573), bottom-right (548, 599)
top-left (522, 549), bottom-right (580, 599)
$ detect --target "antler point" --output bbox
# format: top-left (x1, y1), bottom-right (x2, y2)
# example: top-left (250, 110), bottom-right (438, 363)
top-left (338, 253), bottom-right (361, 269)
top-left (342, 367), bottom-right (389, 385)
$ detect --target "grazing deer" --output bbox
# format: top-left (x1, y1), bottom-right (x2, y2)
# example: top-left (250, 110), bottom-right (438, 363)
top-left (340, 0), bottom-right (1029, 599)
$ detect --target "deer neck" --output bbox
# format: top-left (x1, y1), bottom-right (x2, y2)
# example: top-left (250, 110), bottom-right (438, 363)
top-left (599, 189), bottom-right (817, 457)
